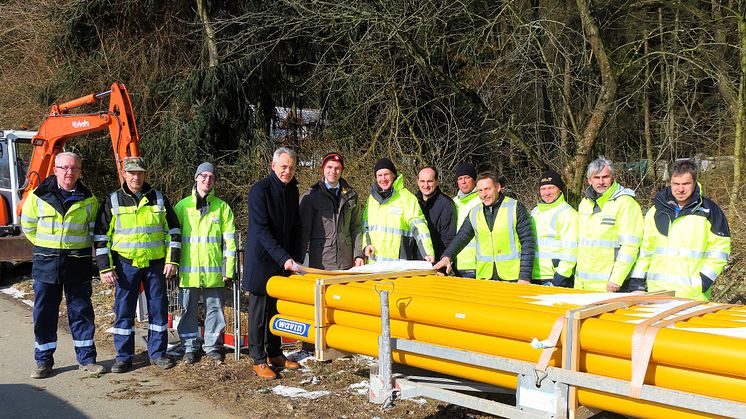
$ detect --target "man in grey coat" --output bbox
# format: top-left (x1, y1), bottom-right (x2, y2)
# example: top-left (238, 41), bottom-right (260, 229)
top-left (299, 152), bottom-right (365, 270)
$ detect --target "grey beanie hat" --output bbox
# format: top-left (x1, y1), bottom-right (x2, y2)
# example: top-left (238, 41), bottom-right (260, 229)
top-left (195, 162), bottom-right (217, 179)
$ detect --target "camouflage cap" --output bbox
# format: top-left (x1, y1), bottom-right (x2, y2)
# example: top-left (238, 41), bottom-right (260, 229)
top-left (123, 157), bottom-right (146, 172)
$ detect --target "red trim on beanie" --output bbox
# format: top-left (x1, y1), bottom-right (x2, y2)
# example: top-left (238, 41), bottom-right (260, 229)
top-left (322, 152), bottom-right (344, 170)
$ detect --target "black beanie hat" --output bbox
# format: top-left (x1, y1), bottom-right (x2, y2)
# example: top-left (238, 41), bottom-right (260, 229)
top-left (455, 162), bottom-right (477, 180)
top-left (540, 169), bottom-right (565, 190)
top-left (373, 158), bottom-right (397, 176)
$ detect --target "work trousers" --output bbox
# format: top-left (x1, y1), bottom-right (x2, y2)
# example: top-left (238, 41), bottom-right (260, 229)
top-left (112, 257), bottom-right (168, 362)
top-left (248, 292), bottom-right (282, 364)
top-left (177, 287), bottom-right (226, 354)
top-left (33, 280), bottom-right (97, 366)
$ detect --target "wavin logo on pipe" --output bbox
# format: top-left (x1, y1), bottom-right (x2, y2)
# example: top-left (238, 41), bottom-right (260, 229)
top-left (273, 317), bottom-right (310, 338)
top-left (72, 120), bottom-right (90, 129)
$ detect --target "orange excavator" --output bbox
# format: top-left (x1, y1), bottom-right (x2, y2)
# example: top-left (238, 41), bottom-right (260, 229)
top-left (0, 82), bottom-right (141, 263)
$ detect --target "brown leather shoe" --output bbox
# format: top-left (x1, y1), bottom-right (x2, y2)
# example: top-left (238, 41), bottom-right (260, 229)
top-left (253, 363), bottom-right (277, 380)
top-left (268, 355), bottom-right (301, 370)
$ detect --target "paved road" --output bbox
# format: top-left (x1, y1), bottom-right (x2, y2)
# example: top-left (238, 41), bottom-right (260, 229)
top-left (0, 292), bottom-right (236, 419)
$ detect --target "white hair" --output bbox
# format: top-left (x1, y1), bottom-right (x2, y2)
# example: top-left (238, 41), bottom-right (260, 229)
top-left (272, 147), bottom-right (296, 163)
top-left (55, 152), bottom-right (81, 167)
top-left (586, 156), bottom-right (614, 179)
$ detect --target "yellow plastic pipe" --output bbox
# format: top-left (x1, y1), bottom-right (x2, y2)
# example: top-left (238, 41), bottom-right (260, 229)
top-left (268, 275), bottom-right (746, 376)
top-left (270, 314), bottom-right (728, 419)
top-left (275, 300), bottom-right (561, 365)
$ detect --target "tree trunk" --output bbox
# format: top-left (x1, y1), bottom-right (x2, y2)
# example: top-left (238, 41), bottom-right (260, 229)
top-left (729, 13), bottom-right (746, 217)
top-left (565, 0), bottom-right (618, 202)
top-left (643, 33), bottom-right (655, 183)
top-left (196, 0), bottom-right (219, 67)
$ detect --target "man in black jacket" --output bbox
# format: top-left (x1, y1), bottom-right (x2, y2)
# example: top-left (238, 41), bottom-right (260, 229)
top-left (299, 152), bottom-right (364, 270)
top-left (415, 166), bottom-right (456, 260)
top-left (243, 147), bottom-right (304, 380)
top-left (434, 171), bottom-right (535, 282)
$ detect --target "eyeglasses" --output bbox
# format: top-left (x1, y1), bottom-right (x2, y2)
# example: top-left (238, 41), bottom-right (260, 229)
top-left (55, 166), bottom-right (81, 173)
top-left (197, 173), bottom-right (215, 180)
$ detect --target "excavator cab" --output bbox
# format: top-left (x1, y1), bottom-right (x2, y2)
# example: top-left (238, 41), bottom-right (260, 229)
top-left (0, 130), bottom-right (33, 235)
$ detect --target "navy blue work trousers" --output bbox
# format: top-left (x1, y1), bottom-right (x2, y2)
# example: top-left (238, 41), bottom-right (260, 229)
top-left (112, 258), bottom-right (168, 362)
top-left (33, 280), bottom-right (97, 366)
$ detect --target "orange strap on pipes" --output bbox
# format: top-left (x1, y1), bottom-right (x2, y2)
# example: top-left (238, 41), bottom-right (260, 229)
top-left (629, 303), bottom-right (734, 398)
top-left (535, 294), bottom-right (688, 374)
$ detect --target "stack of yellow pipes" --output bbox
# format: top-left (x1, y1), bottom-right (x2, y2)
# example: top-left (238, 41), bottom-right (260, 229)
top-left (267, 273), bottom-right (746, 418)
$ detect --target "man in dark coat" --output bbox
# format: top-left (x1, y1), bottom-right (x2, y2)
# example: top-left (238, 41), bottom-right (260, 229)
top-left (243, 147), bottom-right (304, 380)
top-left (415, 166), bottom-right (456, 260)
top-left (299, 152), bottom-right (364, 270)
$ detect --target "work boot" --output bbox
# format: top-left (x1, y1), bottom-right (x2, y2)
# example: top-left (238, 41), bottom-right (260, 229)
top-left (111, 360), bottom-right (132, 374)
top-left (182, 352), bottom-right (200, 365)
top-left (79, 362), bottom-right (107, 375)
top-left (206, 351), bottom-right (225, 363)
top-left (30, 364), bottom-right (52, 379)
top-left (150, 357), bottom-right (176, 370)
top-left (253, 363), bottom-right (277, 380)
top-left (268, 355), bottom-right (301, 370)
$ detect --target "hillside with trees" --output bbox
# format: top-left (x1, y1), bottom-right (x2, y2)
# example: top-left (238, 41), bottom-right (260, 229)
top-left (0, 0), bottom-right (743, 301)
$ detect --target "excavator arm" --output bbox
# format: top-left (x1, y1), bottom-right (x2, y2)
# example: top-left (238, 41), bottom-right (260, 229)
top-left (18, 82), bottom-right (140, 214)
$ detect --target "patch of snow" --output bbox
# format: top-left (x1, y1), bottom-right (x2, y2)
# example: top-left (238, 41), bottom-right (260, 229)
top-left (272, 385), bottom-right (330, 399)
top-left (1, 286), bottom-right (25, 299)
top-left (347, 380), bottom-right (369, 395)
top-left (299, 376), bottom-right (320, 385)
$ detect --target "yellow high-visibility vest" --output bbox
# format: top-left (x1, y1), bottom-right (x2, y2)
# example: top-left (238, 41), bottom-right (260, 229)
top-left (470, 197), bottom-right (521, 280)
top-left (106, 190), bottom-right (174, 267)
top-left (453, 189), bottom-right (480, 271)
top-left (21, 191), bottom-right (97, 250)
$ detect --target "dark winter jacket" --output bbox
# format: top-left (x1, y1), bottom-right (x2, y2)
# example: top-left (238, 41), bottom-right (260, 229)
top-left (443, 194), bottom-right (535, 281)
top-left (27, 175), bottom-right (96, 285)
top-left (299, 178), bottom-right (363, 270)
top-left (242, 172), bottom-right (303, 294)
top-left (415, 187), bottom-right (456, 259)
